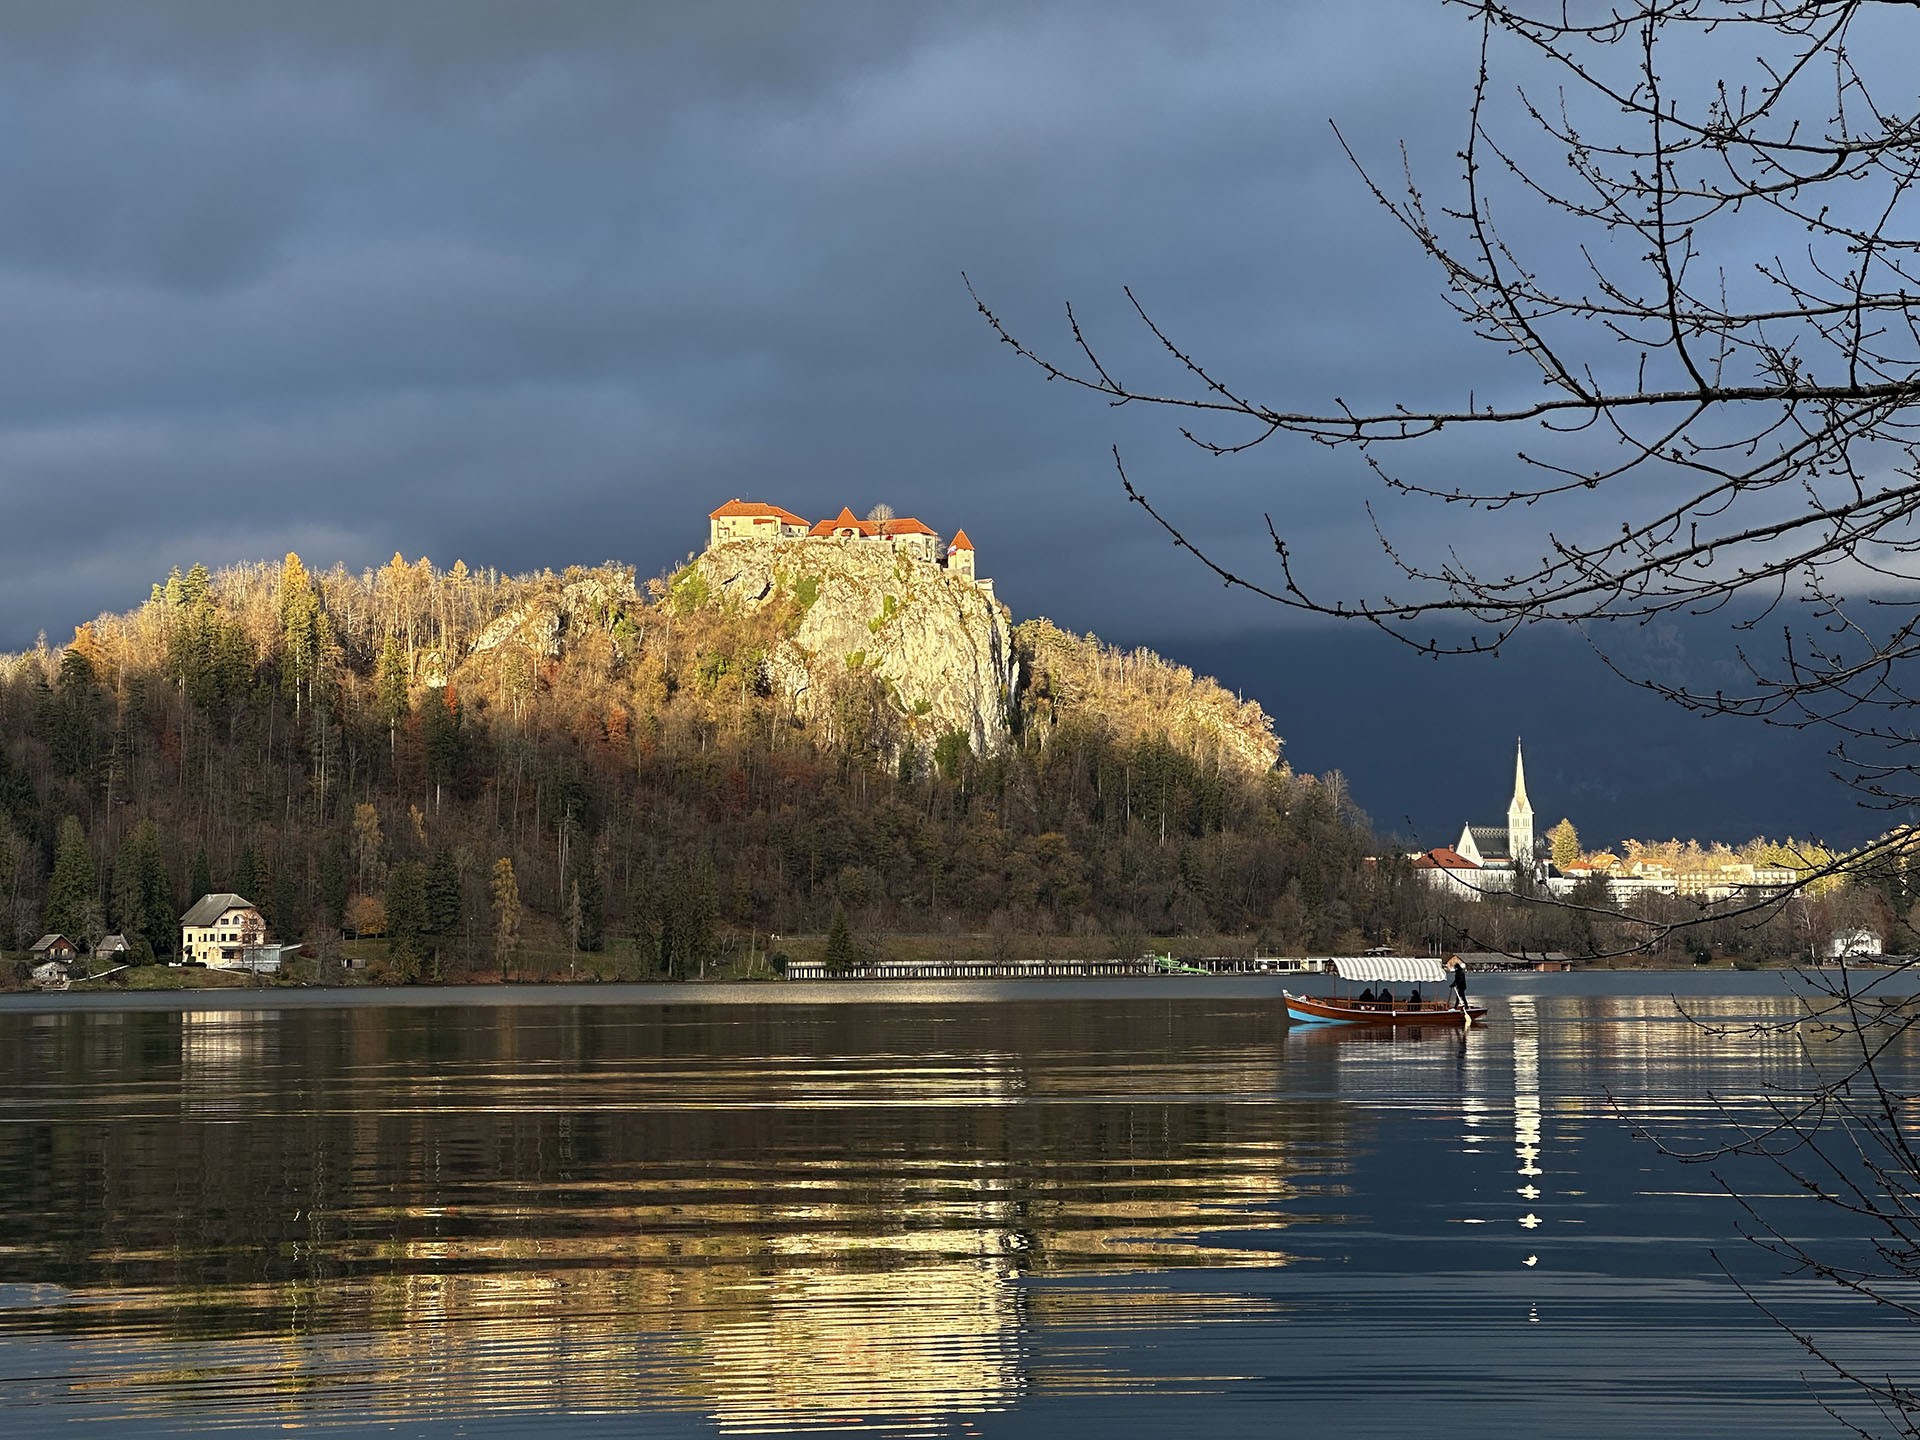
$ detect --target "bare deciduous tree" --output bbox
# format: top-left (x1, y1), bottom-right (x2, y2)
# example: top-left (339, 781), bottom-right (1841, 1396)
top-left (977, 0), bottom-right (1920, 815)
top-left (983, 4), bottom-right (1920, 1424)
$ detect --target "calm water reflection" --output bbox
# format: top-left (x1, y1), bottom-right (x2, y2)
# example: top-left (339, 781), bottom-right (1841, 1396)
top-left (0, 975), bottom-right (1909, 1437)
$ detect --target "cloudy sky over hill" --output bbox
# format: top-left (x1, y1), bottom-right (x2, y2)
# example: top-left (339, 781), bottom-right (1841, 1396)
top-left (0, 1), bottom-right (1883, 845)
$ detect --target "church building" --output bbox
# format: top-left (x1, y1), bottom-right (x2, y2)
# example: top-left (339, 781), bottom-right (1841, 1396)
top-left (1454, 741), bottom-right (1537, 874)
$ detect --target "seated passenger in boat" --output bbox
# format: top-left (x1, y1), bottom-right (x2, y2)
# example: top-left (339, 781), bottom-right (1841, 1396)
top-left (1409, 986), bottom-right (1423, 1009)
top-left (1376, 986), bottom-right (1394, 1011)
top-left (1358, 987), bottom-right (1376, 1006)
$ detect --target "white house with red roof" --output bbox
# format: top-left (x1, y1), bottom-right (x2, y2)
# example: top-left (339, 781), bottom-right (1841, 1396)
top-left (1411, 846), bottom-right (1488, 898)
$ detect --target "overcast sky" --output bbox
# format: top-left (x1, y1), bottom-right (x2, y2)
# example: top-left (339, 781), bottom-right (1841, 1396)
top-left (0, 1), bottom-right (1880, 846)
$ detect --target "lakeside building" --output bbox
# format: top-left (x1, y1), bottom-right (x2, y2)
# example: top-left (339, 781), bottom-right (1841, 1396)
top-left (28, 934), bottom-right (82, 988)
top-left (180, 893), bottom-right (267, 967)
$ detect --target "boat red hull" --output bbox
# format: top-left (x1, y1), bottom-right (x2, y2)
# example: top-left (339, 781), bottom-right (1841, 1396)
top-left (1285, 992), bottom-right (1486, 1026)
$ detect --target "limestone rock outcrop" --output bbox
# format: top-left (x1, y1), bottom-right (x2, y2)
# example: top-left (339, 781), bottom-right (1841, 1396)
top-left (469, 570), bottom-right (636, 662)
top-left (696, 539), bottom-right (1015, 754)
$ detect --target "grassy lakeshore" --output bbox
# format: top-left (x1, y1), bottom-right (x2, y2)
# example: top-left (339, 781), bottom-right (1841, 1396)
top-left (4, 929), bottom-right (1803, 991)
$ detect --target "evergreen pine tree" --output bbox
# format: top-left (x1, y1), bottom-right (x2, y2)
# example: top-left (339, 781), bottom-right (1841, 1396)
top-left (386, 862), bottom-right (429, 981)
top-left (824, 905), bottom-right (857, 972)
top-left (105, 821), bottom-right (174, 963)
top-left (234, 843), bottom-right (261, 901)
top-left (625, 868), bottom-right (661, 975)
top-left (271, 860), bottom-right (302, 943)
top-left (189, 845), bottom-right (214, 906)
top-left (136, 824), bottom-right (175, 959)
top-left (425, 847), bottom-right (462, 939)
top-left (318, 836), bottom-right (349, 930)
top-left (423, 688), bottom-right (463, 810)
top-left (46, 647), bottom-right (103, 780)
top-left (376, 634), bottom-right (409, 757)
top-left (577, 861), bottom-right (605, 952)
top-left (43, 816), bottom-right (97, 941)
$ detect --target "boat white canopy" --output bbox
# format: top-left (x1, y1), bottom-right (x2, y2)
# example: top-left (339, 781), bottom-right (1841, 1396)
top-left (1328, 956), bottom-right (1450, 985)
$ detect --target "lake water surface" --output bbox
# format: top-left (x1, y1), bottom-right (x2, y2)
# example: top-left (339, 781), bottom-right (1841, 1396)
top-left (1, 973), bottom-right (1912, 1438)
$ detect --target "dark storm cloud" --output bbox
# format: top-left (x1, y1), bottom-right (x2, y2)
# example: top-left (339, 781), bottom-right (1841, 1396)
top-left (0, 0), bottom-right (1487, 649)
top-left (5, 1), bottom-right (1841, 842)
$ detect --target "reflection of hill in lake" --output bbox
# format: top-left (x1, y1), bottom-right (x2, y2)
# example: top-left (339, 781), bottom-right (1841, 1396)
top-left (0, 999), bottom-right (1325, 1430)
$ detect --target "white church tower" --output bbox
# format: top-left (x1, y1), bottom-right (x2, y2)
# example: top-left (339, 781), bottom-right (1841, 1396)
top-left (1507, 739), bottom-right (1535, 869)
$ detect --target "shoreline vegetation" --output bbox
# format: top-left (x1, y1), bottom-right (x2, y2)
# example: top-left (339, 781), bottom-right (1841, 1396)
top-left (1, 928), bottom-right (1804, 994)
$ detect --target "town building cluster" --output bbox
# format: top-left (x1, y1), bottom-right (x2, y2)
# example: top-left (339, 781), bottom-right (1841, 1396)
top-left (1412, 741), bottom-right (1802, 904)
top-left (706, 499), bottom-right (987, 595)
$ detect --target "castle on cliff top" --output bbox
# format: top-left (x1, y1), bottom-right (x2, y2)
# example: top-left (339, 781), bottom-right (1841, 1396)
top-left (706, 499), bottom-right (988, 594)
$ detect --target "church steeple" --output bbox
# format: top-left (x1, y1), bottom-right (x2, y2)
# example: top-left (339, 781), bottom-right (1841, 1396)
top-left (1508, 739), bottom-right (1535, 866)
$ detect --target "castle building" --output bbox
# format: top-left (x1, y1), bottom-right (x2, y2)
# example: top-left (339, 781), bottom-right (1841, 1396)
top-left (805, 506), bottom-right (942, 563)
top-left (705, 499), bottom-right (985, 586)
top-left (707, 500), bottom-right (811, 544)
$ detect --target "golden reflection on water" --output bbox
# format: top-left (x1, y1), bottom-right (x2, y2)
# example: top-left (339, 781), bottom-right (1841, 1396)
top-left (0, 999), bottom-right (1309, 1432)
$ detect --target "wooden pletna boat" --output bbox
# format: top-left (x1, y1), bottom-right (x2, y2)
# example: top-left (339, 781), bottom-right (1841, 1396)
top-left (1284, 956), bottom-right (1486, 1026)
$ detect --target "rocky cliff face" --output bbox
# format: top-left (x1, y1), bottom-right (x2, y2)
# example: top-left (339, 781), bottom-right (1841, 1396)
top-left (695, 539), bottom-right (1016, 754)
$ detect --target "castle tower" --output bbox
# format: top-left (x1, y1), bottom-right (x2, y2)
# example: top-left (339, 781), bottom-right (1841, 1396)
top-left (946, 529), bottom-right (976, 582)
top-left (1508, 739), bottom-right (1535, 868)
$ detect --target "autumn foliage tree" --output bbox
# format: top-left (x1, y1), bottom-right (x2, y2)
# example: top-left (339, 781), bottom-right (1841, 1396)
top-left (491, 857), bottom-right (521, 980)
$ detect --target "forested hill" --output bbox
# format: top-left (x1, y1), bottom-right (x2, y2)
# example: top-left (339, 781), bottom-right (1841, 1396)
top-left (0, 550), bottom-right (1388, 975)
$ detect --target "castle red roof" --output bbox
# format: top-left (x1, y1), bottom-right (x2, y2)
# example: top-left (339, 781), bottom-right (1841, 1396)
top-left (709, 498), bottom-right (810, 525)
top-left (947, 528), bottom-right (974, 551)
top-left (803, 507), bottom-right (942, 540)
top-left (808, 506), bottom-right (871, 538)
top-left (1414, 846), bottom-right (1479, 870)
